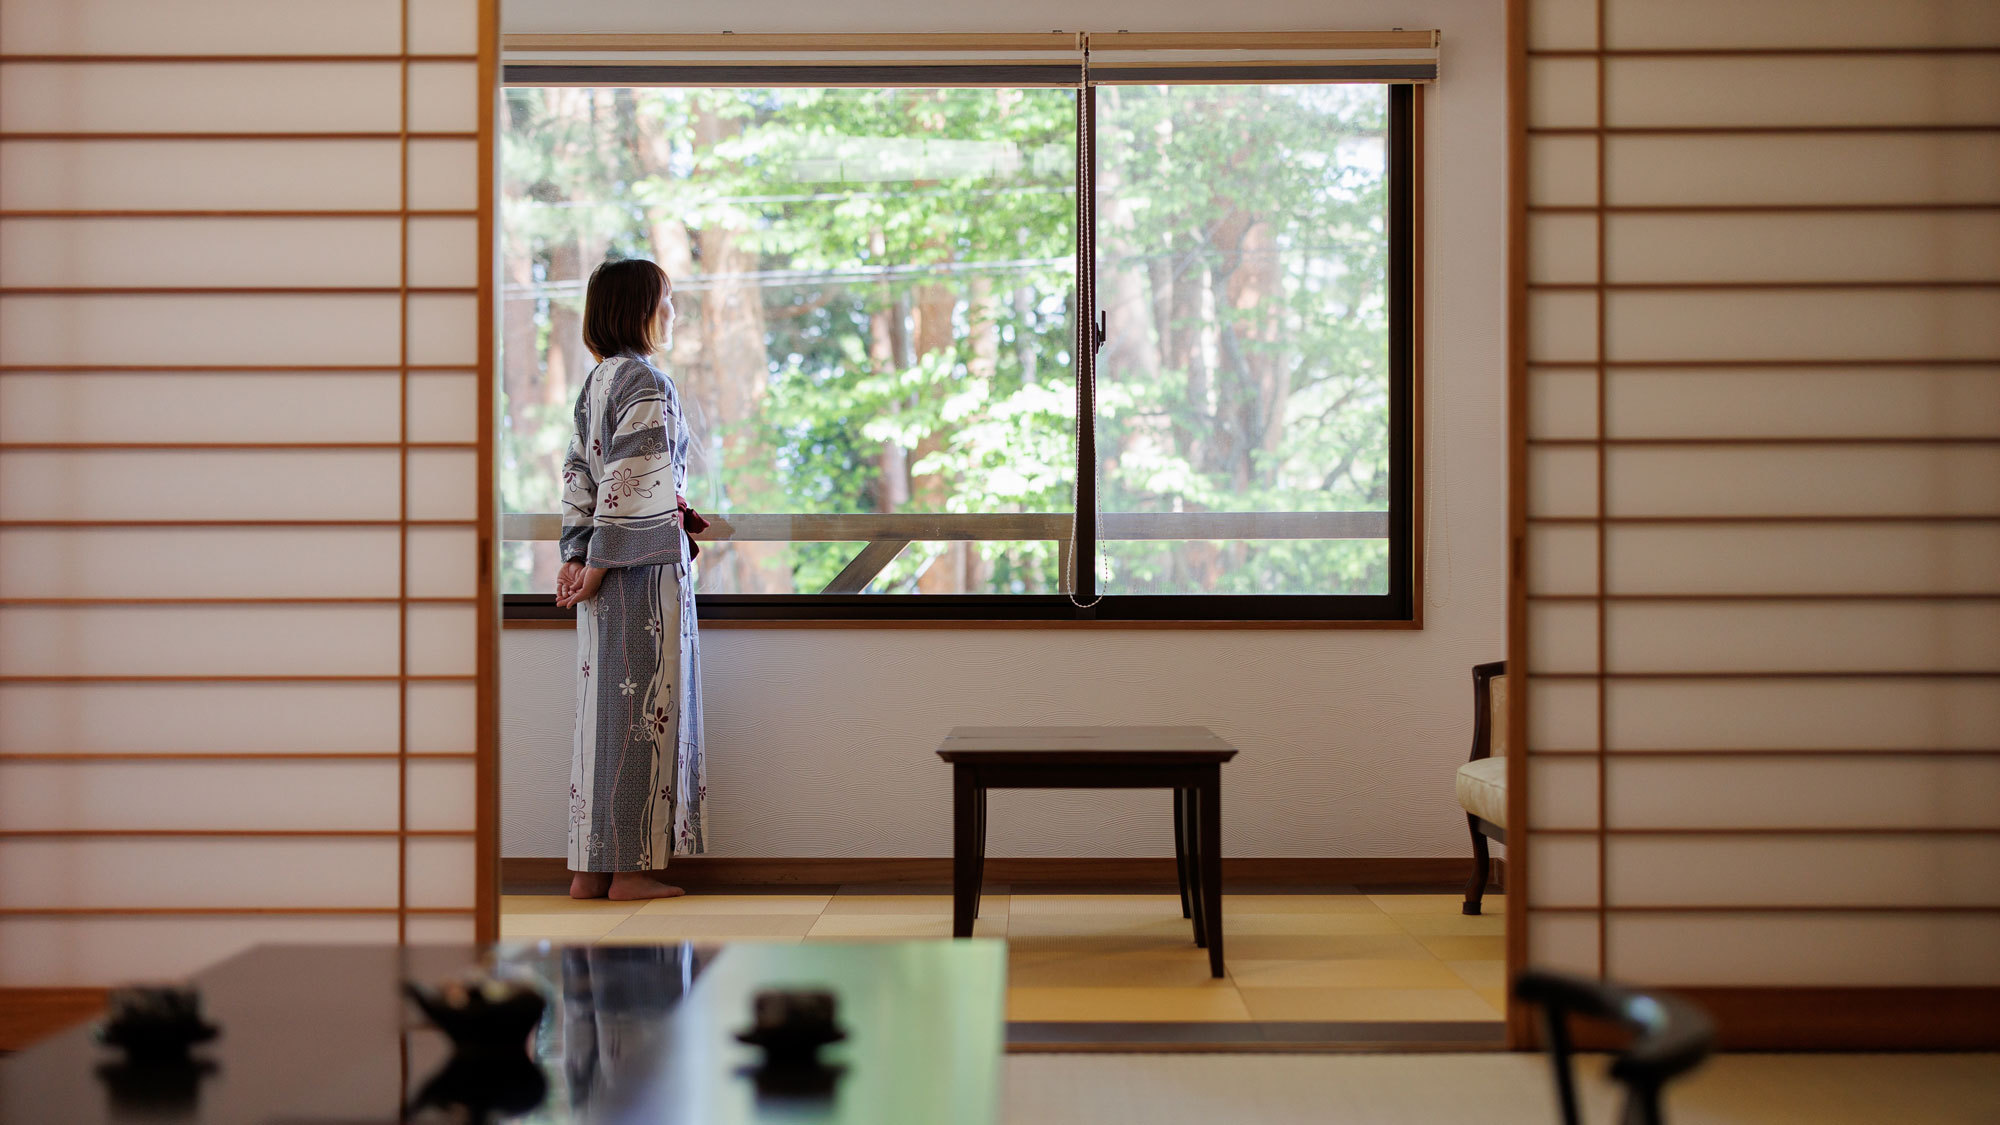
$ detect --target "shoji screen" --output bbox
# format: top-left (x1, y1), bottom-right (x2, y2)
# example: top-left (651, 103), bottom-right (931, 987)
top-left (0, 0), bottom-right (497, 986)
top-left (1513, 0), bottom-right (2000, 1032)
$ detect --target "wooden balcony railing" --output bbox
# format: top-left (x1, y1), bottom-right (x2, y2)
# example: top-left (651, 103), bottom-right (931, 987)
top-left (503, 510), bottom-right (1389, 594)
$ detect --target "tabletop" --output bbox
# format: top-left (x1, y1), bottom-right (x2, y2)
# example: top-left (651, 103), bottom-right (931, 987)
top-left (937, 725), bottom-right (1238, 764)
top-left (0, 939), bottom-right (1007, 1125)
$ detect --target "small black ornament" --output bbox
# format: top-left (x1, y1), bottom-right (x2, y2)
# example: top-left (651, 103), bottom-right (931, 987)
top-left (95, 986), bottom-right (219, 1063)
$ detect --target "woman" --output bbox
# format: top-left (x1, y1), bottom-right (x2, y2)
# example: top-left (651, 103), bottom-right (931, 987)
top-left (555, 258), bottom-right (706, 900)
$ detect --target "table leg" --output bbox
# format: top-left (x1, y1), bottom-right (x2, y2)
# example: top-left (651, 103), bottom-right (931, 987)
top-left (1173, 787), bottom-right (1192, 920)
top-left (952, 766), bottom-right (980, 938)
top-left (973, 785), bottom-right (988, 919)
top-left (1181, 784), bottom-right (1207, 949)
top-left (1197, 769), bottom-right (1224, 978)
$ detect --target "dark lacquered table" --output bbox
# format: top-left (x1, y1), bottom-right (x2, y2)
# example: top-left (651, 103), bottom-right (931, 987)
top-left (937, 725), bottom-right (1239, 977)
top-left (0, 939), bottom-right (1006, 1124)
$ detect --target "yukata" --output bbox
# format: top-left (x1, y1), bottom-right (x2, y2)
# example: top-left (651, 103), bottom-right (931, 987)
top-left (561, 352), bottom-right (707, 872)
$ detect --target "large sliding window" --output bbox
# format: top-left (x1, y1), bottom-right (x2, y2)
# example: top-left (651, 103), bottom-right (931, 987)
top-left (501, 33), bottom-right (1432, 622)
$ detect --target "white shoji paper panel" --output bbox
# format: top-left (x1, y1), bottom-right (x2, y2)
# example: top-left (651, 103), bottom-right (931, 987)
top-left (0, 294), bottom-right (402, 367)
top-left (1527, 0), bottom-right (1598, 52)
top-left (1526, 136), bottom-right (1598, 208)
top-left (0, 450), bottom-right (401, 522)
top-left (406, 682), bottom-right (478, 754)
top-left (407, 0), bottom-right (480, 55)
top-left (0, 372), bottom-right (403, 443)
top-left (1527, 369), bottom-right (1598, 439)
top-left (1606, 523), bottom-right (2000, 596)
top-left (1605, 134), bottom-right (2000, 208)
top-left (1528, 834), bottom-right (1600, 908)
top-left (1527, 447), bottom-right (1598, 518)
top-left (1606, 290), bottom-right (2000, 364)
top-left (1530, 757), bottom-right (1599, 831)
top-left (406, 450), bottom-right (481, 519)
top-left (407, 220), bottom-right (481, 288)
top-left (0, 63), bottom-right (403, 134)
top-left (407, 527), bottom-right (480, 598)
top-left (1526, 58), bottom-right (1598, 130)
top-left (0, 219), bottom-right (403, 289)
top-left (1528, 680), bottom-right (1600, 751)
top-left (1606, 368), bottom-right (2000, 439)
top-left (1606, 679), bottom-right (2000, 753)
top-left (1526, 214), bottom-right (1598, 285)
top-left (1526, 292), bottom-right (1598, 362)
top-left (1526, 912), bottom-right (1600, 976)
top-left (1608, 914), bottom-right (2000, 987)
top-left (406, 373), bottom-right (481, 442)
top-left (1604, 0), bottom-right (2000, 51)
top-left (1527, 602), bottom-right (1599, 674)
top-left (407, 759), bottom-right (477, 832)
top-left (0, 140), bottom-right (403, 211)
top-left (0, 683), bottom-right (402, 754)
top-left (405, 837), bottom-right (477, 909)
top-left (0, 916), bottom-right (398, 988)
top-left (407, 63), bottom-right (481, 133)
top-left (0, 0), bottom-right (403, 56)
top-left (1607, 56), bottom-right (2000, 129)
top-left (0, 761), bottom-right (400, 832)
top-left (1605, 446), bottom-right (2000, 518)
top-left (1527, 524), bottom-right (1599, 596)
top-left (1608, 757), bottom-right (2000, 831)
top-left (1607, 602), bottom-right (2000, 675)
top-left (1607, 214), bottom-right (2000, 285)
top-left (1609, 836), bottom-right (2000, 908)
top-left (0, 528), bottom-right (403, 599)
top-left (407, 140), bottom-right (480, 209)
top-left (407, 294), bottom-right (480, 365)
top-left (406, 604), bottom-right (479, 676)
top-left (0, 839), bottom-right (399, 910)
top-left (0, 605), bottom-right (400, 677)
top-left (405, 915), bottom-right (478, 944)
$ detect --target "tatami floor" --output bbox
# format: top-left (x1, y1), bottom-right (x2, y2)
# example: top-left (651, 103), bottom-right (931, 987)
top-left (500, 890), bottom-right (1507, 1024)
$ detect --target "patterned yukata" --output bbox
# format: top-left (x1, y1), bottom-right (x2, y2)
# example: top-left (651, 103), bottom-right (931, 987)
top-left (561, 352), bottom-right (707, 872)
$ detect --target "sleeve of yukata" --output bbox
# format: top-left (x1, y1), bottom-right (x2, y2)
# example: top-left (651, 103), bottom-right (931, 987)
top-left (558, 382), bottom-right (598, 565)
top-left (583, 359), bottom-right (685, 570)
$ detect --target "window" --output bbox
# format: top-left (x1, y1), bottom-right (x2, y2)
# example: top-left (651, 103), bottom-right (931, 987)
top-left (502, 38), bottom-right (1421, 623)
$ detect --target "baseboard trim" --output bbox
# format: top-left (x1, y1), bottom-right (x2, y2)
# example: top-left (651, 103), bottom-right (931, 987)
top-left (1547, 987), bottom-right (2000, 1052)
top-left (502, 855), bottom-right (1506, 894)
top-left (0, 988), bottom-right (107, 1053)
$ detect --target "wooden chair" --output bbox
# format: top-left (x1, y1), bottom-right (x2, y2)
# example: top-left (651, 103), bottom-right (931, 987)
top-left (1456, 660), bottom-right (1507, 915)
top-left (1515, 969), bottom-right (1715, 1125)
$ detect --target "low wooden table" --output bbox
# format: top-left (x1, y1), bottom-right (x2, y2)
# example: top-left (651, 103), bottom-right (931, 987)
top-left (0, 940), bottom-right (1006, 1124)
top-left (937, 725), bottom-right (1239, 977)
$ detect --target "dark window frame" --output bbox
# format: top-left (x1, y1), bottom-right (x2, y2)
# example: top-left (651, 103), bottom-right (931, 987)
top-left (501, 78), bottom-right (1418, 626)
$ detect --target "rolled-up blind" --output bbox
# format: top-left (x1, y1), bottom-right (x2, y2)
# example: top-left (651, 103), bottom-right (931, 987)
top-left (1084, 31), bottom-right (1440, 84)
top-left (502, 31), bottom-right (1440, 88)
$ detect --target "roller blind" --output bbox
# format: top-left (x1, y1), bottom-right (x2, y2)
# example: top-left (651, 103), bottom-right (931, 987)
top-left (502, 31), bottom-right (1440, 87)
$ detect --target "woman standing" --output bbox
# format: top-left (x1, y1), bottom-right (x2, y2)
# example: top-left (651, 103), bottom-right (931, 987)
top-left (555, 258), bottom-right (706, 900)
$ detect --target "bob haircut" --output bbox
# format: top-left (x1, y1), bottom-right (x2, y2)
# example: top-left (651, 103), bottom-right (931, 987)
top-left (582, 257), bottom-right (670, 360)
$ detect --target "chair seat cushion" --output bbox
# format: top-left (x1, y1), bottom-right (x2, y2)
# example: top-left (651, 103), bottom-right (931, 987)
top-left (1455, 757), bottom-right (1507, 828)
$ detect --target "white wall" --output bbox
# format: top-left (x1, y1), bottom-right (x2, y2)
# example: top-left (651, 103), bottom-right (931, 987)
top-left (499, 0), bottom-right (1509, 860)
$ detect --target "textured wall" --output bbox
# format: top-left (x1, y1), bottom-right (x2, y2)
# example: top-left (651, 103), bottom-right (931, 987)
top-left (500, 0), bottom-right (1510, 861)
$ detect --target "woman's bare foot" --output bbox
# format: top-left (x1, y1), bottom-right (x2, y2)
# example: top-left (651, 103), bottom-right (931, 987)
top-left (569, 872), bottom-right (610, 899)
top-left (607, 873), bottom-right (686, 901)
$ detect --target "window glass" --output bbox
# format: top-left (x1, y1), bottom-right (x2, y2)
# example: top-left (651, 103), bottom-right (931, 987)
top-left (1092, 83), bottom-right (1392, 595)
top-left (500, 87), bottom-right (1078, 595)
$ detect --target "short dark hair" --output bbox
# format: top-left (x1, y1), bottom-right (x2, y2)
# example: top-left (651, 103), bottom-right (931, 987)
top-left (582, 258), bottom-right (670, 359)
